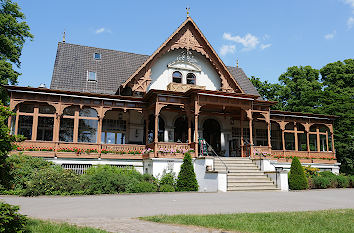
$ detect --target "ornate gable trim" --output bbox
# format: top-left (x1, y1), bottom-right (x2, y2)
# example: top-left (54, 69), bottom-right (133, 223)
top-left (120, 17), bottom-right (244, 94)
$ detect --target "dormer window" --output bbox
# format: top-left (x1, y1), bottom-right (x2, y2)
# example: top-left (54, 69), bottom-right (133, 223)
top-left (94, 53), bottom-right (101, 60)
top-left (88, 71), bottom-right (97, 81)
top-left (186, 73), bottom-right (196, 85)
top-left (172, 71), bottom-right (182, 83)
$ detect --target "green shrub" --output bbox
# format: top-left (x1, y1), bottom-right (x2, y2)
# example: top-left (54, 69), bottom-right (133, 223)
top-left (288, 157), bottom-right (308, 190)
top-left (349, 175), bottom-right (354, 188)
top-left (80, 165), bottom-right (144, 194)
top-left (336, 175), bottom-right (349, 188)
top-left (319, 171), bottom-right (337, 188)
top-left (159, 171), bottom-right (176, 187)
top-left (313, 176), bottom-right (331, 189)
top-left (6, 154), bottom-right (53, 191)
top-left (176, 153), bottom-right (198, 191)
top-left (23, 166), bottom-right (80, 196)
top-left (142, 173), bottom-right (157, 186)
top-left (128, 181), bottom-right (158, 193)
top-left (159, 184), bottom-right (175, 192)
top-left (0, 202), bottom-right (27, 233)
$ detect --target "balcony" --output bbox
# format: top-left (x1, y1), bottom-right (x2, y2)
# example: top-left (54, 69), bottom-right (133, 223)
top-left (167, 83), bottom-right (205, 92)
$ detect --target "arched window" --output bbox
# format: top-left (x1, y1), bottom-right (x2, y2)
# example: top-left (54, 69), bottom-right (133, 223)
top-left (101, 110), bottom-right (127, 144)
top-left (271, 122), bottom-right (282, 150)
top-left (284, 122), bottom-right (295, 150)
top-left (297, 124), bottom-right (307, 151)
top-left (186, 73), bottom-right (196, 85)
top-left (172, 71), bottom-right (182, 83)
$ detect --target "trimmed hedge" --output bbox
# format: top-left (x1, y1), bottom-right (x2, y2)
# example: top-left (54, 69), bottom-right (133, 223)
top-left (0, 202), bottom-right (27, 233)
top-left (288, 157), bottom-right (308, 190)
top-left (176, 152), bottom-right (199, 192)
top-left (159, 184), bottom-right (175, 192)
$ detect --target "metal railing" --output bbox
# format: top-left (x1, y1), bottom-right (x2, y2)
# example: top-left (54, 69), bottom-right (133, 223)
top-left (202, 141), bottom-right (229, 173)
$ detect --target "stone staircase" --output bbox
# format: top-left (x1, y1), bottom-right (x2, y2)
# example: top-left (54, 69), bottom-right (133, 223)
top-left (214, 157), bottom-right (279, 191)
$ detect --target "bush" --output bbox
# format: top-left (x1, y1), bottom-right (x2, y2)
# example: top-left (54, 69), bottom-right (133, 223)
top-left (319, 171), bottom-right (337, 188)
top-left (23, 166), bottom-right (80, 196)
top-left (6, 154), bottom-right (53, 191)
top-left (159, 184), bottom-right (175, 192)
top-left (127, 181), bottom-right (158, 193)
top-left (159, 171), bottom-right (176, 187)
top-left (176, 153), bottom-right (198, 191)
top-left (303, 165), bottom-right (320, 178)
top-left (80, 165), bottom-right (145, 194)
top-left (313, 176), bottom-right (331, 189)
top-left (336, 175), bottom-right (349, 188)
top-left (349, 175), bottom-right (354, 188)
top-left (0, 202), bottom-right (27, 233)
top-left (288, 157), bottom-right (308, 190)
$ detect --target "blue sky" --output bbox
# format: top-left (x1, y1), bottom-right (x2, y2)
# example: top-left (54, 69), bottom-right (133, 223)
top-left (16, 0), bottom-right (354, 88)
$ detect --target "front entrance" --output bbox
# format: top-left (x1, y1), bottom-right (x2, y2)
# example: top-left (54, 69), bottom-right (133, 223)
top-left (174, 117), bottom-right (188, 143)
top-left (203, 119), bottom-right (221, 154)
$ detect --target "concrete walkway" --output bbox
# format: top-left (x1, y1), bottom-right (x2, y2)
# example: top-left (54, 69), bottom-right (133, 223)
top-left (1, 189), bottom-right (354, 232)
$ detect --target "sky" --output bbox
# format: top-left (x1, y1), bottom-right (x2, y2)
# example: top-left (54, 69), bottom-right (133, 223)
top-left (15, 0), bottom-right (354, 88)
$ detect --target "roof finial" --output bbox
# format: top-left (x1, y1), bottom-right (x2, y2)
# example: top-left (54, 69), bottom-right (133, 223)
top-left (186, 7), bottom-right (190, 18)
top-left (62, 30), bottom-right (66, 43)
top-left (236, 59), bottom-right (239, 68)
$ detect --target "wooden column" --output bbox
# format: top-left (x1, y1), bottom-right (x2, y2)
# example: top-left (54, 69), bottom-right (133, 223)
top-left (14, 108), bottom-right (19, 135)
top-left (316, 127), bottom-right (320, 152)
top-left (31, 107), bottom-right (39, 141)
top-left (294, 123), bottom-right (298, 151)
top-left (187, 115), bottom-right (192, 143)
top-left (53, 114), bottom-right (61, 142)
top-left (194, 113), bottom-right (199, 154)
top-left (97, 117), bottom-right (103, 144)
top-left (331, 133), bottom-right (335, 152)
top-left (326, 130), bottom-right (329, 152)
top-left (246, 110), bottom-right (253, 157)
top-left (280, 122), bottom-right (285, 151)
top-left (73, 109), bottom-right (79, 143)
top-left (240, 111), bottom-right (244, 157)
top-left (267, 121), bottom-right (271, 148)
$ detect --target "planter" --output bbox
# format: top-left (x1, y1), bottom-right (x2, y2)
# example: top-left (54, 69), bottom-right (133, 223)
top-left (10, 150), bottom-right (55, 158)
top-left (56, 152), bottom-right (99, 159)
top-left (100, 153), bottom-right (143, 159)
top-left (299, 159), bottom-right (312, 163)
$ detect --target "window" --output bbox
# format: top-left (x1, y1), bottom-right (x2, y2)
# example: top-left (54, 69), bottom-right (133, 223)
top-left (88, 71), bottom-right (97, 81)
top-left (94, 53), bottom-right (101, 60)
top-left (186, 73), bottom-right (196, 85)
top-left (172, 71), bottom-right (182, 83)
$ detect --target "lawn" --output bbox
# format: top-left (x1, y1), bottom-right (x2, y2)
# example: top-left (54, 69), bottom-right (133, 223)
top-left (141, 209), bottom-right (354, 233)
top-left (25, 219), bottom-right (109, 233)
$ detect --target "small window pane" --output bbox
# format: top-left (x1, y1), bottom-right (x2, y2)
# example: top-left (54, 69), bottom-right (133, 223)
top-left (309, 134), bottom-right (317, 151)
top-left (172, 71), bottom-right (182, 83)
top-left (94, 53), bottom-right (101, 60)
top-left (59, 118), bottom-right (74, 142)
top-left (297, 133), bottom-right (307, 151)
top-left (37, 117), bottom-right (54, 141)
top-left (18, 115), bottom-right (33, 139)
top-left (320, 134), bottom-right (327, 151)
top-left (88, 71), bottom-right (96, 81)
top-left (285, 132), bottom-right (295, 150)
top-left (186, 73), bottom-right (196, 85)
top-left (78, 119), bottom-right (98, 143)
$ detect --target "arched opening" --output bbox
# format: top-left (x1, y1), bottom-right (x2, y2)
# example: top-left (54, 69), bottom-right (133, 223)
top-left (59, 106), bottom-right (78, 142)
top-left (101, 109), bottom-right (127, 144)
top-left (309, 124), bottom-right (331, 152)
top-left (186, 73), bottom-right (196, 85)
top-left (203, 119), bottom-right (221, 153)
top-left (172, 71), bottom-right (182, 83)
top-left (284, 122), bottom-right (295, 150)
top-left (297, 123), bottom-right (307, 151)
top-left (147, 115), bottom-right (165, 143)
top-left (271, 121), bottom-right (282, 150)
top-left (174, 116), bottom-right (188, 143)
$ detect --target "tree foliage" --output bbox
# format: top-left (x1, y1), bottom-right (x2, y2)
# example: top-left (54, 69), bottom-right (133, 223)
top-left (176, 153), bottom-right (198, 191)
top-left (252, 59), bottom-right (354, 174)
top-left (288, 157), bottom-right (308, 190)
top-left (0, 0), bottom-right (33, 103)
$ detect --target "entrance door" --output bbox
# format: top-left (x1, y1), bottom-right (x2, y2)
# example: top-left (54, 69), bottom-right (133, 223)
top-left (203, 119), bottom-right (221, 154)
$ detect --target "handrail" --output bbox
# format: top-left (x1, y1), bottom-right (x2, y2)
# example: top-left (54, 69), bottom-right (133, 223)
top-left (203, 141), bottom-right (229, 173)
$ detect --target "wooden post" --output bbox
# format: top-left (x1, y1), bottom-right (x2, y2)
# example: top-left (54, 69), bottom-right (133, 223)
top-left (331, 133), bottom-right (335, 153)
top-left (73, 109), bottom-right (79, 142)
top-left (326, 130), bottom-right (329, 152)
top-left (53, 114), bottom-right (61, 142)
top-left (267, 121), bottom-right (271, 148)
top-left (281, 122), bottom-right (285, 151)
top-left (14, 108), bottom-right (19, 135)
top-left (240, 111), bottom-right (244, 157)
top-left (31, 107), bottom-right (39, 141)
top-left (194, 113), bottom-right (198, 154)
top-left (187, 115), bottom-right (191, 143)
top-left (294, 123), bottom-right (298, 151)
top-left (97, 117), bottom-right (103, 144)
top-left (316, 127), bottom-right (320, 152)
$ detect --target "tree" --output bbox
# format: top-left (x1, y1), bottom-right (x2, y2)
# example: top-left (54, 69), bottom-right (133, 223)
top-left (319, 59), bottom-right (354, 174)
top-left (0, 105), bottom-right (16, 189)
top-left (0, 0), bottom-right (33, 103)
top-left (176, 153), bottom-right (198, 191)
top-left (288, 157), bottom-right (308, 190)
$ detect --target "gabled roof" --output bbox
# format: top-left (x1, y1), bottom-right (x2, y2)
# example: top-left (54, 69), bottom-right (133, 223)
top-left (121, 17), bottom-right (245, 93)
top-left (50, 42), bottom-right (149, 95)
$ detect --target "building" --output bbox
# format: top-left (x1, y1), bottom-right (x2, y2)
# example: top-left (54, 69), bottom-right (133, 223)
top-left (5, 17), bottom-right (340, 190)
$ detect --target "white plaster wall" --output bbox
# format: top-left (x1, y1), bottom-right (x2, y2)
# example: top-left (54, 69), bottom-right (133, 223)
top-left (149, 49), bottom-right (221, 91)
top-left (194, 158), bottom-right (218, 192)
top-left (149, 158), bottom-right (184, 178)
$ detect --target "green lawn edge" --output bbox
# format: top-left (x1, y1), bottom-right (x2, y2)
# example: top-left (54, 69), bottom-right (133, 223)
top-left (26, 219), bottom-right (110, 233)
top-left (140, 209), bottom-right (354, 233)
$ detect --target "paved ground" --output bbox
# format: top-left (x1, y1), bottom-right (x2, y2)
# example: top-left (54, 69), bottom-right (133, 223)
top-left (1, 189), bottom-right (354, 233)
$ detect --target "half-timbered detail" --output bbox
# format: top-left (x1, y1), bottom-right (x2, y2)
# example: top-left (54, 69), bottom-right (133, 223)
top-left (5, 16), bottom-right (339, 180)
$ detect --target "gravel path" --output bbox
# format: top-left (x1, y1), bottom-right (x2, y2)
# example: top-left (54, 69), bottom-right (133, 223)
top-left (1, 189), bottom-right (353, 233)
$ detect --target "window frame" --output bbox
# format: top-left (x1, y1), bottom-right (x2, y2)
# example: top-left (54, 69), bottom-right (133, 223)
top-left (172, 71), bottom-right (182, 84)
top-left (93, 53), bottom-right (101, 60)
top-left (87, 71), bottom-right (97, 82)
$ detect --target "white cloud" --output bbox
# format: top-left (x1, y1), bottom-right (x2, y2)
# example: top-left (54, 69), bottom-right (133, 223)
top-left (220, 45), bottom-right (236, 56)
top-left (223, 33), bottom-right (260, 51)
top-left (260, 43), bottom-right (272, 50)
top-left (95, 27), bottom-right (111, 34)
top-left (347, 16), bottom-right (354, 29)
top-left (343, 0), bottom-right (354, 9)
top-left (324, 30), bottom-right (336, 39)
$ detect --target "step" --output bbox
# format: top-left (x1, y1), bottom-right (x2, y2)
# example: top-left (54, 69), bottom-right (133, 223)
top-left (227, 175), bottom-right (269, 179)
top-left (228, 182), bottom-right (275, 187)
top-left (227, 186), bottom-right (279, 191)
top-left (214, 165), bottom-right (259, 169)
top-left (214, 160), bottom-right (255, 164)
top-left (227, 178), bottom-right (272, 182)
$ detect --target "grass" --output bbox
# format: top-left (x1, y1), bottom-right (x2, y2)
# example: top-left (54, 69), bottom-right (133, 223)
top-left (141, 209), bottom-right (354, 233)
top-left (25, 219), bottom-right (109, 233)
